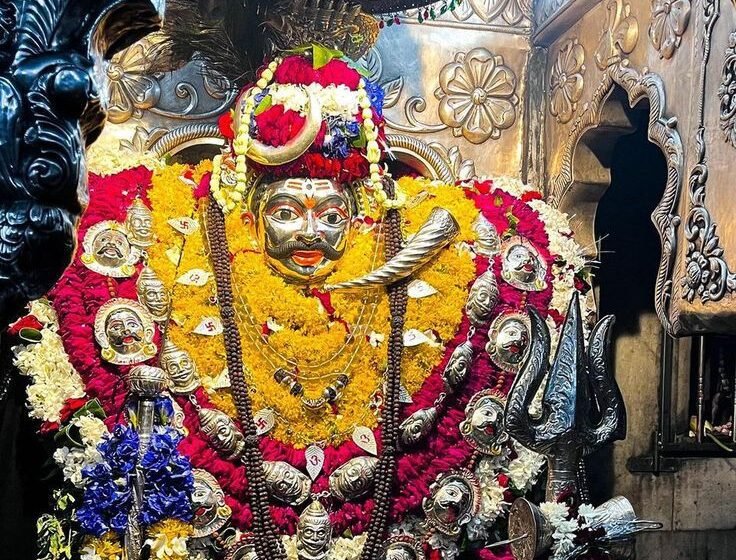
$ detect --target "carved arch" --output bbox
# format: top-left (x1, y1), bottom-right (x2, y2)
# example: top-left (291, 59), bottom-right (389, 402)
top-left (547, 62), bottom-right (684, 335)
top-left (148, 126), bottom-right (468, 182)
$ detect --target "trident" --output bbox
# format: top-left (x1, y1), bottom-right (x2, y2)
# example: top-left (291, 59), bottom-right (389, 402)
top-left (505, 292), bottom-right (627, 502)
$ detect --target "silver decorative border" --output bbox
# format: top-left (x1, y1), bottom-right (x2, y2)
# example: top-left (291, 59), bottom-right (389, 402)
top-left (681, 0), bottom-right (736, 308)
top-left (548, 62), bottom-right (684, 334)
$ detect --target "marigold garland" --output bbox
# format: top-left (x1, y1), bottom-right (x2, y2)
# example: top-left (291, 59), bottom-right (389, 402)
top-left (80, 532), bottom-right (123, 560)
top-left (145, 520), bottom-right (193, 560)
top-left (31, 162), bottom-right (594, 559)
top-left (147, 170), bottom-right (478, 447)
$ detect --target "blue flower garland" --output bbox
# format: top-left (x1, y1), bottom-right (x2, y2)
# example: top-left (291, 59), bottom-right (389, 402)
top-left (77, 422), bottom-right (194, 537)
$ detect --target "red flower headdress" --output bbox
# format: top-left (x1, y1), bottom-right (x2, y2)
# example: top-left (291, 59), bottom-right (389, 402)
top-left (211, 47), bottom-right (388, 212)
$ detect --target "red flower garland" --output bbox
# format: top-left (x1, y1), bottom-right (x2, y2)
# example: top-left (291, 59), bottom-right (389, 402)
top-left (273, 56), bottom-right (361, 89)
top-left (46, 170), bottom-right (567, 556)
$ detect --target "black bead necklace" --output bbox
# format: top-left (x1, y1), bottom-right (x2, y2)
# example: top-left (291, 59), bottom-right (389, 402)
top-left (206, 178), bottom-right (407, 560)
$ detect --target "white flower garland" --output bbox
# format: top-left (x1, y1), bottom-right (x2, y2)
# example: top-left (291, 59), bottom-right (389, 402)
top-left (281, 534), bottom-right (367, 560)
top-left (53, 415), bottom-right (109, 488)
top-left (146, 532), bottom-right (190, 560)
top-left (539, 502), bottom-right (602, 560)
top-left (86, 128), bottom-right (163, 177)
top-left (13, 302), bottom-right (86, 423)
top-left (268, 83), bottom-right (362, 120)
top-left (507, 442), bottom-right (546, 493)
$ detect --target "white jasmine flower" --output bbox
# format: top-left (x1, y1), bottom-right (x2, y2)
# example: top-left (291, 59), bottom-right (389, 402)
top-left (14, 329), bottom-right (85, 423)
top-left (72, 415), bottom-right (108, 447)
top-left (540, 501), bottom-right (570, 526)
top-left (507, 443), bottom-right (545, 492)
top-left (577, 503), bottom-right (599, 527)
top-left (146, 533), bottom-right (189, 560)
top-left (428, 531), bottom-right (460, 560)
top-left (28, 300), bottom-right (59, 328)
top-left (80, 546), bottom-right (104, 560)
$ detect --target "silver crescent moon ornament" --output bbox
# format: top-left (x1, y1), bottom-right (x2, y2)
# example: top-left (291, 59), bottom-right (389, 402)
top-left (325, 207), bottom-right (460, 291)
top-left (244, 87), bottom-right (324, 166)
top-left (500, 236), bottom-right (548, 292)
top-left (486, 311), bottom-right (532, 373)
top-left (422, 469), bottom-right (481, 537)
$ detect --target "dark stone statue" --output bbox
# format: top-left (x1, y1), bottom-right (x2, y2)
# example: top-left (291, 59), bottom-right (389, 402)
top-left (0, 2), bottom-right (161, 557)
top-left (0, 0), bottom-right (161, 327)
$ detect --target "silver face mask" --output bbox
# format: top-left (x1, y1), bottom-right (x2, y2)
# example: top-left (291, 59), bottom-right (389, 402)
top-left (254, 178), bottom-right (355, 283)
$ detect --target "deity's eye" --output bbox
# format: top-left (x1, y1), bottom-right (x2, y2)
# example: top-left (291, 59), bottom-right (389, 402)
top-left (318, 209), bottom-right (347, 226)
top-left (269, 205), bottom-right (300, 223)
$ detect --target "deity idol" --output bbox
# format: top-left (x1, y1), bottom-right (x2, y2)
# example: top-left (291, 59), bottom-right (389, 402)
top-left (20, 6), bottom-right (596, 560)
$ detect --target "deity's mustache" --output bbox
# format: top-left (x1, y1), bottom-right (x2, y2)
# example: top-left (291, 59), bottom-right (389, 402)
top-left (114, 331), bottom-right (142, 343)
top-left (98, 244), bottom-right (123, 258)
top-left (267, 240), bottom-right (342, 261)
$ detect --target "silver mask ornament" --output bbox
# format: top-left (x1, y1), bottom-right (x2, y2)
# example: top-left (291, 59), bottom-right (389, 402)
top-left (125, 198), bottom-right (154, 248)
top-left (500, 236), bottom-right (547, 292)
top-left (81, 221), bottom-right (141, 278)
top-left (465, 270), bottom-right (499, 327)
top-left (472, 214), bottom-right (501, 258)
top-left (297, 499), bottom-right (332, 560)
top-left (382, 536), bottom-right (425, 560)
top-left (442, 340), bottom-right (475, 393)
top-left (262, 461), bottom-right (312, 506)
top-left (192, 469), bottom-right (232, 538)
top-left (399, 406), bottom-right (439, 448)
top-left (486, 312), bottom-right (532, 373)
top-left (224, 535), bottom-right (258, 560)
top-left (159, 340), bottom-right (201, 395)
top-left (94, 299), bottom-right (157, 365)
top-left (198, 407), bottom-right (245, 460)
top-left (136, 266), bottom-right (171, 322)
top-left (253, 177), bottom-right (355, 283)
top-left (422, 469), bottom-right (481, 536)
top-left (460, 389), bottom-right (509, 455)
top-left (329, 456), bottom-right (379, 501)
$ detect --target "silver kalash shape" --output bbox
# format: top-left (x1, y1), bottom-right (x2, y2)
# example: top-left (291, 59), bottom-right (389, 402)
top-left (504, 292), bottom-right (627, 502)
top-left (324, 207), bottom-right (460, 291)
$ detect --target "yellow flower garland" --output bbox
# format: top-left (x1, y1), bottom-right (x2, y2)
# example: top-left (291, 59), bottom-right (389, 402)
top-left (145, 520), bottom-right (193, 560)
top-left (147, 170), bottom-right (478, 447)
top-left (82, 532), bottom-right (123, 560)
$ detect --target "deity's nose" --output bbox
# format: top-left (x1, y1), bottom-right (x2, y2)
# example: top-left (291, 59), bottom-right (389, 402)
top-left (296, 232), bottom-right (319, 245)
top-left (297, 213), bottom-right (320, 244)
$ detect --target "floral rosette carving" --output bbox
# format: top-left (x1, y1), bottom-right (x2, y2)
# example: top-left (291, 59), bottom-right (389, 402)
top-left (549, 39), bottom-right (586, 124)
top-left (435, 48), bottom-right (519, 144)
top-left (106, 38), bottom-right (162, 124)
top-left (19, 149), bottom-right (593, 558)
top-left (648, 0), bottom-right (691, 59)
